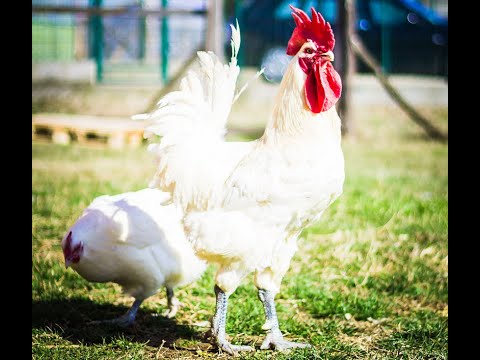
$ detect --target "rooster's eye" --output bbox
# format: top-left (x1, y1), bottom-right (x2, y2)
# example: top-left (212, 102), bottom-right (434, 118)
top-left (305, 48), bottom-right (313, 54)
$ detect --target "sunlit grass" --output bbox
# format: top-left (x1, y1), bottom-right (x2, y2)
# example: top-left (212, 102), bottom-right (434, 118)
top-left (32, 106), bottom-right (447, 359)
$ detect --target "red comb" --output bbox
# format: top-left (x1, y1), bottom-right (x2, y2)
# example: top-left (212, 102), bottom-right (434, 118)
top-left (286, 6), bottom-right (335, 56)
top-left (65, 231), bottom-right (72, 246)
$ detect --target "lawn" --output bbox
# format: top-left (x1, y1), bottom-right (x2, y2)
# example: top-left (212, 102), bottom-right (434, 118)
top-left (32, 106), bottom-right (448, 359)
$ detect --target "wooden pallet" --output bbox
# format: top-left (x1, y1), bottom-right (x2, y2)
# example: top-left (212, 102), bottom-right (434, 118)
top-left (32, 113), bottom-right (149, 149)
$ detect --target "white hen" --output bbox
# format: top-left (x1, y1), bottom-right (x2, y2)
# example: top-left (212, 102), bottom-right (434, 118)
top-left (61, 188), bottom-right (207, 326)
top-left (141, 7), bottom-right (344, 354)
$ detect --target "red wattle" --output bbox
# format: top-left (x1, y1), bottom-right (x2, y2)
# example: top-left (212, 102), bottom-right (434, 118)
top-left (300, 59), bottom-right (342, 114)
top-left (304, 63), bottom-right (324, 113)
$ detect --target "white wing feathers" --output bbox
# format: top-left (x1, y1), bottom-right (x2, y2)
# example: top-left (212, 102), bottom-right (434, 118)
top-left (141, 22), bottom-right (249, 211)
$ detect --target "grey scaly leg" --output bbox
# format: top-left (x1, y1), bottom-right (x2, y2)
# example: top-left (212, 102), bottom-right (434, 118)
top-left (211, 285), bottom-right (254, 355)
top-left (162, 287), bottom-right (180, 318)
top-left (258, 289), bottom-right (311, 351)
top-left (89, 298), bottom-right (143, 327)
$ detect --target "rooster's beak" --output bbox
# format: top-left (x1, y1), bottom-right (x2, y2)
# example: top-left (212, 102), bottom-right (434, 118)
top-left (321, 50), bottom-right (334, 62)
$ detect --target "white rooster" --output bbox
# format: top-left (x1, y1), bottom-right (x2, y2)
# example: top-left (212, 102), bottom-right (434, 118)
top-left (141, 6), bottom-right (344, 354)
top-left (61, 188), bottom-right (207, 326)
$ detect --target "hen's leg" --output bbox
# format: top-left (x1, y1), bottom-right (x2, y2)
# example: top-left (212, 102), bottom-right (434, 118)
top-left (162, 287), bottom-right (180, 318)
top-left (89, 298), bottom-right (143, 327)
top-left (258, 289), bottom-right (311, 350)
top-left (211, 285), bottom-right (254, 355)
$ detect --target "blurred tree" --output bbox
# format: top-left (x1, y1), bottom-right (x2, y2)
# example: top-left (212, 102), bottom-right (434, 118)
top-left (336, 0), bottom-right (355, 136)
top-left (206, 0), bottom-right (225, 60)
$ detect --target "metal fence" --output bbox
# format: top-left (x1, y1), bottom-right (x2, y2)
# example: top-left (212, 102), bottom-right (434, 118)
top-left (32, 0), bottom-right (448, 85)
top-left (32, 0), bottom-right (208, 85)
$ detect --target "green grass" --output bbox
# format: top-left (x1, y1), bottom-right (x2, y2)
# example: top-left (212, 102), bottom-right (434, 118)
top-left (32, 106), bottom-right (447, 359)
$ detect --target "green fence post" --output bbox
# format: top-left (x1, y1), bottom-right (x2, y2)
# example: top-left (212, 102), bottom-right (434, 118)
top-left (379, 0), bottom-right (391, 74)
top-left (161, 0), bottom-right (169, 84)
top-left (90, 0), bottom-right (103, 82)
top-left (381, 25), bottom-right (391, 74)
top-left (138, 0), bottom-right (146, 61)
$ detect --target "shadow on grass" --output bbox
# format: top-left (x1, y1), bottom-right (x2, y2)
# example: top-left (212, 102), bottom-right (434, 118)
top-left (32, 298), bottom-right (204, 348)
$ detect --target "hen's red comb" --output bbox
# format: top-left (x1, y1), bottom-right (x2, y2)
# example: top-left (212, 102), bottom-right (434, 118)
top-left (286, 6), bottom-right (335, 56)
top-left (65, 231), bottom-right (72, 247)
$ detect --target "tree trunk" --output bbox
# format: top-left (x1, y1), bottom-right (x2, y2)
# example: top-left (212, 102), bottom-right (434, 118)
top-left (336, 0), bottom-right (355, 136)
top-left (350, 34), bottom-right (447, 142)
top-left (206, 0), bottom-right (224, 61)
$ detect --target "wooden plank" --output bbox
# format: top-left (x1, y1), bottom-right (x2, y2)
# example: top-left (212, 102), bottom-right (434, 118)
top-left (127, 132), bottom-right (143, 147)
top-left (52, 129), bottom-right (71, 145)
top-left (108, 132), bottom-right (126, 149)
top-left (32, 113), bottom-right (147, 132)
top-left (32, 113), bottom-right (148, 148)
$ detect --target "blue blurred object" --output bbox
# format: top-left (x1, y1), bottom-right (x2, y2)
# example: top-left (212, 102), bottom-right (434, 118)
top-left (235, 0), bottom-right (448, 82)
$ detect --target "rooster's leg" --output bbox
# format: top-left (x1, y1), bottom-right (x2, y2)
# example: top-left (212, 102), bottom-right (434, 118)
top-left (162, 287), bottom-right (180, 318)
top-left (89, 298), bottom-right (143, 327)
top-left (211, 285), bottom-right (254, 355)
top-left (258, 289), bottom-right (311, 350)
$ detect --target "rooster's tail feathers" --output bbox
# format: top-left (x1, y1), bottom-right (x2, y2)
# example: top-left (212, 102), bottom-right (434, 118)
top-left (142, 21), bottom-right (242, 143)
top-left (140, 21), bottom-right (244, 210)
top-left (230, 20), bottom-right (241, 66)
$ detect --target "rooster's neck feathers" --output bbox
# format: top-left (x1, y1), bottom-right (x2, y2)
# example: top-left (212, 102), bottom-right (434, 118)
top-left (262, 54), bottom-right (341, 142)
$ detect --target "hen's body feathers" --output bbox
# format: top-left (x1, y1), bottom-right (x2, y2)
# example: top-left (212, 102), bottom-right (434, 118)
top-left (62, 188), bottom-right (206, 321)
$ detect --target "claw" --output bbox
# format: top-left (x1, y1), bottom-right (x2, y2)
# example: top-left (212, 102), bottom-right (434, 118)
top-left (218, 340), bottom-right (254, 356)
top-left (162, 301), bottom-right (180, 318)
top-left (260, 332), bottom-right (311, 351)
top-left (164, 287), bottom-right (180, 318)
top-left (210, 285), bottom-right (254, 355)
top-left (86, 298), bottom-right (143, 328)
top-left (162, 308), bottom-right (176, 318)
top-left (257, 289), bottom-right (311, 351)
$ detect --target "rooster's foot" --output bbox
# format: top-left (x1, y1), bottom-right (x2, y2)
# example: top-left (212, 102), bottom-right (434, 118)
top-left (217, 339), bottom-right (254, 356)
top-left (260, 332), bottom-right (311, 351)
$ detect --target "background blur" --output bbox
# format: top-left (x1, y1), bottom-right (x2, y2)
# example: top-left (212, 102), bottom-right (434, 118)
top-left (32, 0), bottom-right (448, 131)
